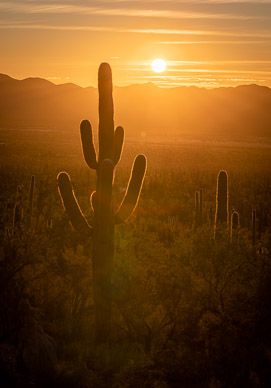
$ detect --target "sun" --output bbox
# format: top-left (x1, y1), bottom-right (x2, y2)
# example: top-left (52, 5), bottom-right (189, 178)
top-left (151, 58), bottom-right (167, 73)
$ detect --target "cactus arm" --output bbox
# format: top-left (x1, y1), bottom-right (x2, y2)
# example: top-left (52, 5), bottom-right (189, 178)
top-left (113, 126), bottom-right (124, 166)
top-left (57, 172), bottom-right (92, 236)
top-left (80, 120), bottom-right (98, 170)
top-left (115, 154), bottom-right (146, 224)
top-left (98, 63), bottom-right (114, 162)
top-left (232, 211), bottom-right (239, 228)
top-left (90, 191), bottom-right (97, 212)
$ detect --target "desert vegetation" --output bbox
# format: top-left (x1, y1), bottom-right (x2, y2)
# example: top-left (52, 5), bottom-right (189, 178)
top-left (0, 65), bottom-right (271, 387)
top-left (1, 148), bottom-right (271, 387)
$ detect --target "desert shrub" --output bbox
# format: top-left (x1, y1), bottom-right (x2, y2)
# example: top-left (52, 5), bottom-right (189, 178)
top-left (0, 156), bottom-right (270, 386)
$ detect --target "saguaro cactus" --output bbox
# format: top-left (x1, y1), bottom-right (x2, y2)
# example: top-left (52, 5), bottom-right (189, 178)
top-left (214, 170), bottom-right (228, 238)
top-left (57, 63), bottom-right (147, 342)
top-left (13, 202), bottom-right (23, 232)
top-left (13, 185), bottom-right (23, 233)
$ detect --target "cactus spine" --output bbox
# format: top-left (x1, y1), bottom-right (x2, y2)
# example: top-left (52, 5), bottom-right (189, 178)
top-left (214, 170), bottom-right (228, 238)
top-left (57, 63), bottom-right (147, 342)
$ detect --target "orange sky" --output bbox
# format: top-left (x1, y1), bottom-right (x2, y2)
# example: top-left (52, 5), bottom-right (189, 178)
top-left (0, 0), bottom-right (271, 88)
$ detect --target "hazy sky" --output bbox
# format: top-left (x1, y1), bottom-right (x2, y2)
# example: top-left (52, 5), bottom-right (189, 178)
top-left (0, 0), bottom-right (271, 88)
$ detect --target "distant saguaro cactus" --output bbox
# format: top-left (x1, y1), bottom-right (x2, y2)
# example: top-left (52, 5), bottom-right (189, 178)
top-left (214, 170), bottom-right (228, 238)
top-left (57, 63), bottom-right (147, 342)
top-left (13, 202), bottom-right (23, 231)
top-left (13, 185), bottom-right (24, 232)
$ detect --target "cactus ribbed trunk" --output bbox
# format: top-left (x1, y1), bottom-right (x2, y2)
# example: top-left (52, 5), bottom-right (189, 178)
top-left (92, 64), bottom-right (115, 342)
top-left (92, 209), bottom-right (114, 341)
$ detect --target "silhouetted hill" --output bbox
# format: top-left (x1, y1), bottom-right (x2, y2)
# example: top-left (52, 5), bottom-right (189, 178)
top-left (0, 74), bottom-right (271, 139)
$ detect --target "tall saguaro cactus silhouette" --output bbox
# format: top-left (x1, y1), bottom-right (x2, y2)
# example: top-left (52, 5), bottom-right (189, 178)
top-left (57, 63), bottom-right (147, 342)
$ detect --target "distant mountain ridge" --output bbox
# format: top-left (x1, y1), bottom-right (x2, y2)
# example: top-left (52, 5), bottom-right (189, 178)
top-left (0, 73), bottom-right (271, 138)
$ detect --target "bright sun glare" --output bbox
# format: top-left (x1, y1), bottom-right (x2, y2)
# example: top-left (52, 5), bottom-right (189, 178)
top-left (151, 58), bottom-right (167, 73)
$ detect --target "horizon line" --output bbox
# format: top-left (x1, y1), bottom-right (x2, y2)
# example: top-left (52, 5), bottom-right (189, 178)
top-left (1, 72), bottom-right (270, 91)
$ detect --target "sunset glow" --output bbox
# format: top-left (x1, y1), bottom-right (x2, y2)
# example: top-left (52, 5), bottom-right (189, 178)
top-left (0, 2), bottom-right (271, 386)
top-left (0, 1), bottom-right (271, 88)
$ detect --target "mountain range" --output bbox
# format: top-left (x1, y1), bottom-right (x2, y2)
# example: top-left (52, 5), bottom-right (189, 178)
top-left (1, 73), bottom-right (271, 139)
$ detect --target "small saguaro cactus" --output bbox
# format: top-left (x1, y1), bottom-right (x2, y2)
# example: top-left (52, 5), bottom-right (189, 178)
top-left (13, 185), bottom-right (24, 233)
top-left (57, 63), bottom-right (147, 342)
top-left (13, 202), bottom-right (23, 232)
top-left (214, 170), bottom-right (228, 238)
